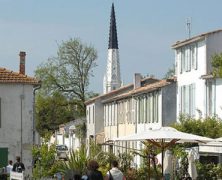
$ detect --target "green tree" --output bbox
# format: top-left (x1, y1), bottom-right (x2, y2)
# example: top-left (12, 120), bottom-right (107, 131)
top-left (35, 38), bottom-right (98, 115)
top-left (172, 115), bottom-right (222, 179)
top-left (35, 92), bottom-right (78, 136)
top-left (32, 142), bottom-right (60, 179)
top-left (75, 121), bottom-right (87, 144)
top-left (212, 53), bottom-right (222, 77)
top-left (172, 115), bottom-right (222, 138)
top-left (164, 64), bottom-right (175, 79)
top-left (35, 38), bottom-right (97, 137)
top-left (58, 146), bottom-right (89, 177)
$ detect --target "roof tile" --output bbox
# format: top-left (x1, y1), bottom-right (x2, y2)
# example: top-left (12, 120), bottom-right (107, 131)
top-left (0, 67), bottom-right (40, 85)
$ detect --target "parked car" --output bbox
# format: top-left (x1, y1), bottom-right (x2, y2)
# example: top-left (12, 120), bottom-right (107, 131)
top-left (56, 145), bottom-right (68, 160)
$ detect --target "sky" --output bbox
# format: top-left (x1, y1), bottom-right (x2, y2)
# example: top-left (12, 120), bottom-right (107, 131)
top-left (1, 0), bottom-right (222, 93)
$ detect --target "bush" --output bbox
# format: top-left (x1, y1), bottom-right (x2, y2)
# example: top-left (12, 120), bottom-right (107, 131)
top-left (196, 162), bottom-right (219, 179)
top-left (32, 143), bottom-right (60, 179)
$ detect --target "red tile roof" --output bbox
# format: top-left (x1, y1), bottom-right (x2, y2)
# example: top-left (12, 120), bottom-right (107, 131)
top-left (85, 77), bottom-right (160, 105)
top-left (85, 77), bottom-right (176, 105)
top-left (102, 79), bottom-right (174, 103)
top-left (0, 67), bottom-right (40, 85)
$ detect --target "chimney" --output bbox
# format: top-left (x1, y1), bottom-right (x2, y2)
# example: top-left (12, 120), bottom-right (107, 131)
top-left (19, 51), bottom-right (26, 75)
top-left (134, 73), bottom-right (142, 89)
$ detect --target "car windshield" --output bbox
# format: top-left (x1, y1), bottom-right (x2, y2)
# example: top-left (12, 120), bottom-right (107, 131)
top-left (56, 145), bottom-right (68, 151)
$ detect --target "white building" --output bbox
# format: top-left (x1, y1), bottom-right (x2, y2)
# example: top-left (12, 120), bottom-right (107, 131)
top-left (86, 74), bottom-right (177, 166)
top-left (85, 82), bottom-right (133, 149)
top-left (0, 52), bottom-right (40, 175)
top-left (50, 120), bottom-right (83, 151)
top-left (172, 29), bottom-right (222, 163)
top-left (172, 29), bottom-right (222, 119)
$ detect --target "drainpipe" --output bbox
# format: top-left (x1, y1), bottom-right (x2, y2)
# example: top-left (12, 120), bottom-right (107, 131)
top-left (214, 79), bottom-right (216, 115)
top-left (33, 84), bottom-right (41, 145)
top-left (20, 94), bottom-right (24, 161)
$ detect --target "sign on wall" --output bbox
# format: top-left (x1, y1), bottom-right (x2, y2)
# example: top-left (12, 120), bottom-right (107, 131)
top-left (10, 171), bottom-right (23, 180)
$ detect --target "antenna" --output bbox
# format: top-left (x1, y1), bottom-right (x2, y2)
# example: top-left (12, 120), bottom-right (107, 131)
top-left (186, 17), bottom-right (192, 38)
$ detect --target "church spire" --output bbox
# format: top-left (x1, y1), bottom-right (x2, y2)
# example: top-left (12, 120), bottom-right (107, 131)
top-left (108, 3), bottom-right (118, 49)
top-left (103, 3), bottom-right (121, 94)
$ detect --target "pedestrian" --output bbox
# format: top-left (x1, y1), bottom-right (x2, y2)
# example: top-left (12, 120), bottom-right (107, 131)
top-left (12, 156), bottom-right (25, 173)
top-left (85, 160), bottom-right (103, 180)
top-left (6, 160), bottom-right (13, 174)
top-left (105, 160), bottom-right (125, 180)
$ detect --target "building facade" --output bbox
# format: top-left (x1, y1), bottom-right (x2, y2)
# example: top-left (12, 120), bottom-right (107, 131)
top-left (172, 29), bottom-right (222, 119)
top-left (0, 52), bottom-right (40, 175)
top-left (86, 74), bottom-right (177, 166)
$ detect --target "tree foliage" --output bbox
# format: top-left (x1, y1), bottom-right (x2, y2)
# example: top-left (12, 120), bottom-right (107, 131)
top-left (35, 38), bottom-right (97, 114)
top-left (36, 92), bottom-right (81, 136)
top-left (172, 115), bottom-right (222, 138)
top-left (164, 64), bottom-right (175, 79)
top-left (212, 53), bottom-right (222, 77)
top-left (58, 146), bottom-right (89, 177)
top-left (32, 142), bottom-right (60, 179)
top-left (35, 38), bottom-right (97, 136)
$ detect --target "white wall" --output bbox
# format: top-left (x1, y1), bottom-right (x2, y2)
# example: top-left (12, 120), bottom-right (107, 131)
top-left (86, 103), bottom-right (95, 138)
top-left (0, 84), bottom-right (34, 175)
top-left (176, 40), bottom-right (207, 118)
top-left (216, 79), bottom-right (222, 118)
top-left (206, 32), bottom-right (222, 74)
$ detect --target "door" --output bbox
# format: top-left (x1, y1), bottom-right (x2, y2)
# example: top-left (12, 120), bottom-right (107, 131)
top-left (0, 148), bottom-right (8, 168)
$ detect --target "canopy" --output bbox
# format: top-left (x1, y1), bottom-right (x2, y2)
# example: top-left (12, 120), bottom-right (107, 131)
top-left (112, 126), bottom-right (213, 179)
top-left (113, 127), bottom-right (212, 144)
top-left (199, 137), bottom-right (222, 153)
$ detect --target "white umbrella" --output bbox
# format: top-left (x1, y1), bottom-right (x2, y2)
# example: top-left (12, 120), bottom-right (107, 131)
top-left (113, 127), bottom-right (212, 144)
top-left (188, 150), bottom-right (197, 179)
top-left (112, 127), bottom-right (213, 178)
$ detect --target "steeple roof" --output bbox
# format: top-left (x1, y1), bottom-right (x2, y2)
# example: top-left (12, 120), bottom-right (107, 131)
top-left (108, 3), bottom-right (118, 49)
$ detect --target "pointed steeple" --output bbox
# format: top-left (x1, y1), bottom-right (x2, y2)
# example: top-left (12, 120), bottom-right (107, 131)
top-left (108, 3), bottom-right (118, 49)
top-left (104, 3), bottom-right (121, 94)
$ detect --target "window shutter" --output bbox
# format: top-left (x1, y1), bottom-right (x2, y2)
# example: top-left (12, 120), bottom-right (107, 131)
top-left (0, 98), bottom-right (1, 128)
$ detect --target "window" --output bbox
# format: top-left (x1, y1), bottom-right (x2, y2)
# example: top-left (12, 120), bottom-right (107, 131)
top-left (180, 84), bottom-right (196, 116)
top-left (191, 44), bottom-right (198, 69)
top-left (93, 106), bottom-right (95, 124)
top-left (126, 99), bottom-right (132, 124)
top-left (117, 103), bottom-right (120, 125)
top-left (137, 92), bottom-right (159, 124)
top-left (110, 104), bottom-right (112, 125)
top-left (104, 106), bottom-right (106, 126)
top-left (207, 81), bottom-right (215, 116)
top-left (88, 107), bottom-right (90, 124)
top-left (108, 104), bottom-right (111, 126)
top-left (144, 97), bottom-right (148, 123)
top-left (146, 94), bottom-right (151, 123)
top-left (150, 95), bottom-right (154, 123)
top-left (153, 92), bottom-right (159, 123)
top-left (139, 98), bottom-right (144, 123)
top-left (119, 102), bottom-right (124, 124)
top-left (179, 43), bottom-right (197, 73)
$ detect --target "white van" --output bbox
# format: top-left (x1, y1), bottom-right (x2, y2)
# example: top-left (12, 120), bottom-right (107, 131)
top-left (56, 145), bottom-right (68, 160)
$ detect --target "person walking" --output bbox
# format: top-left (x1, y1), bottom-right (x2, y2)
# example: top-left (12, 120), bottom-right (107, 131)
top-left (86, 160), bottom-right (103, 180)
top-left (106, 160), bottom-right (125, 180)
top-left (6, 160), bottom-right (13, 174)
top-left (12, 156), bottom-right (25, 173)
